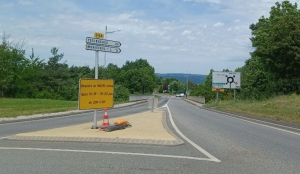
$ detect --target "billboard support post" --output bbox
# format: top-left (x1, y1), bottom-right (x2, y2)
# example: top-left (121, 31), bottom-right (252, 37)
top-left (234, 89), bottom-right (236, 103)
top-left (216, 92), bottom-right (219, 106)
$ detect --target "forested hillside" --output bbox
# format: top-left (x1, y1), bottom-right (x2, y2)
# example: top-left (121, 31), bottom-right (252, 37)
top-left (155, 73), bottom-right (206, 84)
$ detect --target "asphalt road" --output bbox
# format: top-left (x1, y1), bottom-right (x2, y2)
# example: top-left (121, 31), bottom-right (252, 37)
top-left (1, 96), bottom-right (300, 174)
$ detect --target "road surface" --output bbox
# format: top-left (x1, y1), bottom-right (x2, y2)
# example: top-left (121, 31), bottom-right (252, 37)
top-left (0, 96), bottom-right (300, 173)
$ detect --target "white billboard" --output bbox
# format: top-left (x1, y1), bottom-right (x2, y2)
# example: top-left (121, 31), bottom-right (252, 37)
top-left (212, 72), bottom-right (241, 89)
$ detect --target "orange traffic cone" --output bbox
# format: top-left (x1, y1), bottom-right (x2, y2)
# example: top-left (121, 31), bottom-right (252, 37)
top-left (100, 108), bottom-right (110, 129)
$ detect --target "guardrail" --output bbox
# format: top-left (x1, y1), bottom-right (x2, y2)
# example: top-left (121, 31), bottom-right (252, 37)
top-left (129, 95), bottom-right (155, 102)
top-left (187, 96), bottom-right (205, 104)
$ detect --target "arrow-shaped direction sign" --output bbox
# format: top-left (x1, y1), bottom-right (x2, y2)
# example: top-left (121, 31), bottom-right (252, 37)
top-left (86, 44), bottom-right (121, 53)
top-left (86, 37), bottom-right (121, 47)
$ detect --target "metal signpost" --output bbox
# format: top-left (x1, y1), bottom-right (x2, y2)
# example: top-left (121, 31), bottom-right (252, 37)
top-left (83, 28), bottom-right (121, 129)
top-left (212, 71), bottom-right (241, 105)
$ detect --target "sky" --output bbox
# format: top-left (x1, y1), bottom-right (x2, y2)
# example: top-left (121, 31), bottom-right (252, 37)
top-left (1, 0), bottom-right (300, 75)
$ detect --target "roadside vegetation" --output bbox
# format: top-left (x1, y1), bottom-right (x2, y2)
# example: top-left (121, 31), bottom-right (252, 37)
top-left (205, 94), bottom-right (300, 126)
top-left (0, 98), bottom-right (128, 118)
top-left (0, 98), bottom-right (78, 118)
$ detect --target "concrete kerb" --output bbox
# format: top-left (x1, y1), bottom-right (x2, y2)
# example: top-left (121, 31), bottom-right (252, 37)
top-left (0, 100), bottom-right (147, 124)
top-left (183, 98), bottom-right (300, 134)
top-left (160, 108), bottom-right (184, 146)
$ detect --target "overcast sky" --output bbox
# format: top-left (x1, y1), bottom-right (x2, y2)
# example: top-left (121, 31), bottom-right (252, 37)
top-left (1, 0), bottom-right (299, 74)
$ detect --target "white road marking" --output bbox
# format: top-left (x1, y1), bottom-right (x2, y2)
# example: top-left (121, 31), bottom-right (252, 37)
top-left (163, 102), bottom-right (221, 162)
top-left (0, 147), bottom-right (216, 162)
top-left (0, 137), bottom-right (8, 140)
top-left (220, 113), bottom-right (300, 136)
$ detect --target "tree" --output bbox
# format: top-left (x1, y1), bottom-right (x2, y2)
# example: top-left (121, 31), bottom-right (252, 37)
top-left (250, 0), bottom-right (300, 94)
top-left (169, 80), bottom-right (185, 93)
top-left (0, 32), bottom-right (28, 97)
top-left (120, 59), bottom-right (156, 94)
top-left (39, 47), bottom-right (71, 99)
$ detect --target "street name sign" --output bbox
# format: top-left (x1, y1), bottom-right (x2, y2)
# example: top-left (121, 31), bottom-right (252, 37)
top-left (79, 79), bottom-right (114, 110)
top-left (212, 71), bottom-right (241, 89)
top-left (86, 37), bottom-right (121, 47)
top-left (86, 44), bottom-right (121, 53)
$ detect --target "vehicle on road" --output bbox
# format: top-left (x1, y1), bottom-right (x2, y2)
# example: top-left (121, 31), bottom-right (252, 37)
top-left (176, 93), bottom-right (184, 97)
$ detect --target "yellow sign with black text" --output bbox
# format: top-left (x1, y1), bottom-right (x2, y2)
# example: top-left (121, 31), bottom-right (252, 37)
top-left (94, 32), bottom-right (104, 39)
top-left (212, 88), bottom-right (225, 92)
top-left (79, 79), bottom-right (114, 110)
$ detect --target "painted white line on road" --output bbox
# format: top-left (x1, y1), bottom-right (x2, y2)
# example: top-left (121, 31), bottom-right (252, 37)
top-left (0, 147), bottom-right (216, 162)
top-left (163, 103), bottom-right (221, 163)
top-left (221, 114), bottom-right (300, 136)
top-left (0, 137), bottom-right (8, 140)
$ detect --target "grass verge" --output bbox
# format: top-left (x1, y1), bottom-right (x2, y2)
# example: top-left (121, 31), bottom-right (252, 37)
top-left (205, 94), bottom-right (300, 126)
top-left (0, 98), bottom-right (127, 118)
top-left (0, 98), bottom-right (78, 118)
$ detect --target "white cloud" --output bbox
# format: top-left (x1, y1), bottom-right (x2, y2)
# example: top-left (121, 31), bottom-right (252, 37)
top-left (3, 0), bottom-right (299, 74)
top-left (234, 19), bottom-right (240, 23)
top-left (0, 3), bottom-right (14, 8)
top-left (18, 0), bottom-right (34, 6)
top-left (213, 22), bottom-right (224, 27)
top-left (183, 0), bottom-right (221, 4)
top-left (181, 30), bottom-right (192, 35)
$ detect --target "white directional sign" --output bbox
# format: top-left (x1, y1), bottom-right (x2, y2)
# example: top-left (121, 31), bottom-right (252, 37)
top-left (86, 37), bottom-right (121, 47)
top-left (86, 44), bottom-right (121, 53)
top-left (212, 71), bottom-right (241, 89)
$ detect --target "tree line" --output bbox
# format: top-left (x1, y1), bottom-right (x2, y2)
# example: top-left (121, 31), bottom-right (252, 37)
top-left (0, 33), bottom-right (156, 102)
top-left (190, 1), bottom-right (300, 101)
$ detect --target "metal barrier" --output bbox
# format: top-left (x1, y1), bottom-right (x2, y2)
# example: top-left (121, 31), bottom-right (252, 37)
top-left (187, 96), bottom-right (206, 104)
top-left (129, 95), bottom-right (155, 102)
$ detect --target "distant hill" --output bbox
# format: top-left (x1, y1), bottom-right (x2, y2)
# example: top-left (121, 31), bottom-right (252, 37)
top-left (155, 73), bottom-right (206, 84)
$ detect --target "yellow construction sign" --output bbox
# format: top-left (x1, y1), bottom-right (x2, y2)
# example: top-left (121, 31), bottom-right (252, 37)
top-left (79, 79), bottom-right (114, 110)
top-left (212, 88), bottom-right (225, 92)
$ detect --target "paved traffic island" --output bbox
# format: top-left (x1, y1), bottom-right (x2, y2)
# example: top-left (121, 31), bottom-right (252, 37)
top-left (8, 110), bottom-right (184, 146)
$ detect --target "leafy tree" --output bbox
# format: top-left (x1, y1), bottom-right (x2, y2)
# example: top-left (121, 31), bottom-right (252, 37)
top-left (114, 84), bottom-right (130, 102)
top-left (0, 32), bottom-right (28, 97)
top-left (38, 47), bottom-right (71, 100)
top-left (120, 59), bottom-right (156, 94)
top-left (169, 80), bottom-right (185, 93)
top-left (106, 63), bottom-right (120, 83)
top-left (250, 0), bottom-right (300, 94)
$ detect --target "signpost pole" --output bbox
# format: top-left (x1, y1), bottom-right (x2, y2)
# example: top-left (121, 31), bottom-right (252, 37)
top-left (92, 51), bottom-right (99, 129)
top-left (234, 89), bottom-right (236, 103)
top-left (216, 92), bottom-right (219, 106)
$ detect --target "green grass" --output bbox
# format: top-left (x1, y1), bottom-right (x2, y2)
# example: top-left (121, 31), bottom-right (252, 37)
top-left (0, 98), bottom-right (78, 118)
top-left (0, 98), bottom-right (127, 118)
top-left (205, 94), bottom-right (300, 125)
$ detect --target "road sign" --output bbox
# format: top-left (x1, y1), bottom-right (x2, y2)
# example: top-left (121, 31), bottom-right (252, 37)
top-left (212, 72), bottom-right (241, 89)
top-left (94, 32), bottom-right (104, 39)
top-left (212, 88), bottom-right (225, 92)
top-left (86, 44), bottom-right (121, 53)
top-left (79, 79), bottom-right (114, 110)
top-left (86, 37), bottom-right (121, 47)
